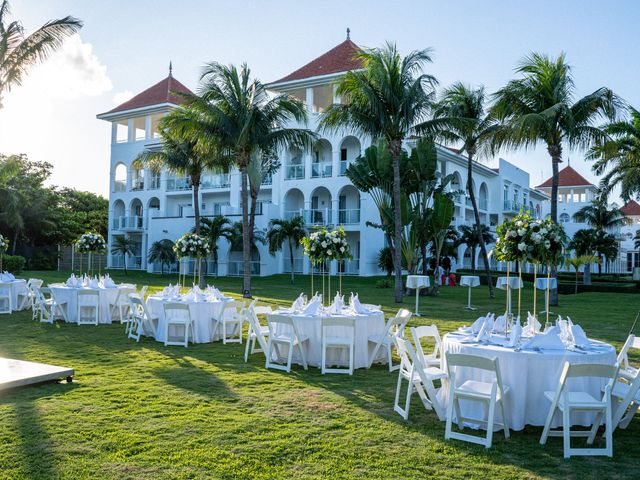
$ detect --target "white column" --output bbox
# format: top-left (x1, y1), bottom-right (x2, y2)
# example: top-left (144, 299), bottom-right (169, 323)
top-left (570, 188), bottom-right (574, 203)
top-left (144, 115), bottom-right (152, 139)
top-left (127, 118), bottom-right (135, 143)
top-left (332, 149), bottom-right (340, 177)
top-left (332, 84), bottom-right (340, 105)
top-left (305, 152), bottom-right (313, 179)
top-left (306, 87), bottom-right (314, 114)
top-left (111, 123), bottom-right (118, 144)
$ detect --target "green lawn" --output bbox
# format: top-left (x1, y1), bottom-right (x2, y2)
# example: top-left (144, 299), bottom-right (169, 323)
top-left (1, 270), bottom-right (639, 480)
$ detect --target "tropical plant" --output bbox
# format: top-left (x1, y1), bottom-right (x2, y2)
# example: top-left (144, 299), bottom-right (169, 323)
top-left (569, 228), bottom-right (617, 276)
top-left (377, 247), bottom-right (394, 277)
top-left (147, 239), bottom-right (176, 275)
top-left (227, 221), bottom-right (265, 252)
top-left (428, 192), bottom-right (454, 295)
top-left (0, 1), bottom-right (82, 108)
top-left (193, 216), bottom-right (232, 277)
top-left (110, 235), bottom-right (135, 275)
top-left (266, 215), bottom-right (306, 284)
top-left (492, 52), bottom-right (619, 304)
top-left (564, 254), bottom-right (600, 294)
top-left (573, 198), bottom-right (625, 232)
top-left (321, 42), bottom-right (437, 303)
top-left (165, 63), bottom-right (314, 297)
top-left (418, 83), bottom-right (498, 295)
top-left (456, 224), bottom-right (495, 271)
top-left (589, 106), bottom-right (640, 200)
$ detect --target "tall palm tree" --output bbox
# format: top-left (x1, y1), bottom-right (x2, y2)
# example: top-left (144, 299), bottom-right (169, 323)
top-left (492, 53), bottom-right (619, 223)
top-left (417, 83), bottom-right (498, 296)
top-left (0, 1), bottom-right (82, 107)
top-left (321, 42), bottom-right (437, 302)
top-left (456, 224), bottom-right (495, 272)
top-left (193, 216), bottom-right (232, 277)
top-left (564, 255), bottom-right (600, 294)
top-left (147, 239), bottom-right (176, 275)
top-left (589, 106), bottom-right (640, 200)
top-left (573, 198), bottom-right (625, 232)
top-left (165, 63), bottom-right (314, 297)
top-left (111, 235), bottom-right (135, 276)
top-left (266, 215), bottom-right (306, 285)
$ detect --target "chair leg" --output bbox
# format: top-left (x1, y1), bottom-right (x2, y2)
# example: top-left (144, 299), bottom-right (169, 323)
top-left (286, 341), bottom-right (294, 373)
top-left (605, 403), bottom-right (613, 457)
top-left (486, 396), bottom-right (496, 448)
top-left (394, 372), bottom-right (406, 419)
top-left (500, 399), bottom-right (510, 439)
top-left (587, 412), bottom-right (603, 445)
top-left (445, 387), bottom-right (455, 440)
top-left (321, 341), bottom-right (326, 374)
top-left (349, 342), bottom-right (354, 376)
top-left (540, 402), bottom-right (555, 445)
top-left (563, 407), bottom-right (571, 458)
top-left (454, 397), bottom-right (464, 431)
top-left (244, 331), bottom-right (252, 362)
top-left (404, 378), bottom-right (414, 420)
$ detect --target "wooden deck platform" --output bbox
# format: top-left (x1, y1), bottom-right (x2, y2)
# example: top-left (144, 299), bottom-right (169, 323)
top-left (0, 358), bottom-right (74, 391)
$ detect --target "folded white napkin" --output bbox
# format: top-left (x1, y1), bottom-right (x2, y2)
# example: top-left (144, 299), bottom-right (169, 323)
top-left (302, 297), bottom-right (321, 316)
top-left (471, 315), bottom-right (487, 334)
top-left (103, 277), bottom-right (116, 288)
top-left (569, 324), bottom-right (590, 348)
top-left (329, 292), bottom-right (345, 314)
top-left (523, 326), bottom-right (566, 350)
top-left (493, 314), bottom-right (507, 334)
top-left (523, 312), bottom-right (541, 336)
top-left (2, 271), bottom-right (15, 281)
top-left (66, 275), bottom-right (76, 287)
top-left (475, 318), bottom-right (490, 342)
top-left (89, 278), bottom-right (100, 288)
top-left (291, 293), bottom-right (306, 311)
top-left (508, 316), bottom-right (522, 347)
top-left (350, 293), bottom-right (370, 314)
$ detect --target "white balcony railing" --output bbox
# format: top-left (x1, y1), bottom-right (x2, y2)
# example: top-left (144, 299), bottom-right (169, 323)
top-left (340, 258), bottom-right (360, 275)
top-left (304, 209), bottom-right (332, 226)
top-left (131, 179), bottom-right (144, 191)
top-left (228, 261), bottom-right (261, 276)
top-left (113, 180), bottom-right (126, 192)
top-left (148, 176), bottom-right (161, 190)
top-left (112, 216), bottom-right (145, 231)
top-left (339, 160), bottom-right (349, 176)
top-left (201, 174), bottom-right (230, 189)
top-left (285, 164), bottom-right (305, 180)
top-left (311, 162), bottom-right (332, 178)
top-left (338, 209), bottom-right (360, 224)
top-left (166, 177), bottom-right (190, 191)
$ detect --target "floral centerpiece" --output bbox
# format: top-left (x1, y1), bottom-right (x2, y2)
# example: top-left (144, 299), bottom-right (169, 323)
top-left (75, 232), bottom-right (107, 276)
top-left (300, 227), bottom-right (352, 301)
top-left (0, 234), bottom-right (8, 272)
top-left (173, 233), bottom-right (210, 286)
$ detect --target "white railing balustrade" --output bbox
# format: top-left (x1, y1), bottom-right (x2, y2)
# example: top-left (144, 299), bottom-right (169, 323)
top-left (285, 164), bottom-right (305, 180)
top-left (338, 209), bottom-right (360, 224)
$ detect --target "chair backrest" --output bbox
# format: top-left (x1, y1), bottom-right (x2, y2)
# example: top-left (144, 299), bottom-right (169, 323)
top-left (446, 352), bottom-right (506, 394)
top-left (163, 302), bottom-right (191, 321)
top-left (129, 294), bottom-right (150, 318)
top-left (78, 289), bottom-right (100, 306)
top-left (247, 305), bottom-right (269, 351)
top-left (411, 325), bottom-right (442, 366)
top-left (27, 278), bottom-right (43, 290)
top-left (266, 313), bottom-right (303, 340)
top-left (395, 335), bottom-right (416, 375)
top-left (254, 305), bottom-right (273, 315)
top-left (321, 316), bottom-right (356, 335)
top-left (386, 308), bottom-right (412, 338)
top-left (554, 361), bottom-right (619, 403)
top-left (139, 285), bottom-right (148, 299)
top-left (617, 334), bottom-right (640, 371)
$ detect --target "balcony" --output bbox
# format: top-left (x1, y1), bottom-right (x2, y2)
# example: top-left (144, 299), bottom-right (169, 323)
top-left (113, 180), bottom-right (126, 192)
top-left (311, 162), bottom-right (332, 178)
top-left (340, 258), bottom-right (360, 275)
top-left (338, 209), bottom-right (360, 225)
top-left (148, 176), bottom-right (161, 190)
top-left (222, 202), bottom-right (264, 216)
top-left (304, 208), bottom-right (332, 226)
top-left (112, 216), bottom-right (145, 232)
top-left (228, 261), bottom-right (261, 276)
top-left (285, 164), bottom-right (304, 180)
top-left (339, 160), bottom-right (349, 176)
top-left (131, 179), bottom-right (144, 191)
top-left (166, 177), bottom-right (190, 192)
top-left (110, 255), bottom-right (142, 270)
top-left (503, 200), bottom-right (524, 213)
top-left (262, 173), bottom-right (273, 186)
top-left (201, 173), bottom-right (230, 189)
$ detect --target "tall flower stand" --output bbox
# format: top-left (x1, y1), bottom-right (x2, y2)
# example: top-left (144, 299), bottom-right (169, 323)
top-left (406, 275), bottom-right (430, 317)
top-left (496, 276), bottom-right (522, 316)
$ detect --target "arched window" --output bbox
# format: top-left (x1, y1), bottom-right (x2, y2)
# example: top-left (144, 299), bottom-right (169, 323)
top-left (114, 163), bottom-right (127, 192)
top-left (559, 213), bottom-right (570, 223)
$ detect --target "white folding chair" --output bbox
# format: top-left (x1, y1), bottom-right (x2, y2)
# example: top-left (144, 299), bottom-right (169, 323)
top-left (540, 362), bottom-right (619, 458)
top-left (213, 300), bottom-right (245, 344)
top-left (128, 294), bottom-right (159, 342)
top-left (0, 282), bottom-right (12, 314)
top-left (321, 316), bottom-right (356, 375)
top-left (616, 334), bottom-right (640, 381)
top-left (18, 278), bottom-right (42, 311)
top-left (46, 287), bottom-right (68, 322)
top-left (445, 352), bottom-right (510, 449)
top-left (610, 368), bottom-right (640, 431)
top-left (77, 290), bottom-right (100, 325)
top-left (411, 325), bottom-right (443, 368)
top-left (163, 302), bottom-right (193, 347)
top-left (110, 287), bottom-right (137, 325)
top-left (394, 336), bottom-right (447, 421)
top-left (244, 303), bottom-right (270, 362)
top-left (33, 286), bottom-right (55, 323)
top-left (139, 285), bottom-right (148, 299)
top-left (367, 308), bottom-right (412, 371)
top-left (265, 313), bottom-right (309, 372)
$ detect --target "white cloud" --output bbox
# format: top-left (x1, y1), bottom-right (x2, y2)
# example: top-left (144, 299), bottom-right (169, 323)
top-left (112, 90), bottom-right (134, 105)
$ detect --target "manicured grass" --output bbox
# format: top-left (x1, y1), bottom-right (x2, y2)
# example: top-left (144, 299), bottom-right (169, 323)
top-left (1, 270), bottom-right (639, 479)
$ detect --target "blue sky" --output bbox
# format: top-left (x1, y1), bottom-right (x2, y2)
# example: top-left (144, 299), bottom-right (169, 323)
top-left (0, 0), bottom-right (638, 197)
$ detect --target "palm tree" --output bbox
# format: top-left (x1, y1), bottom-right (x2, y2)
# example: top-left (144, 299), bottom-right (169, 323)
top-left (321, 42), bottom-right (437, 303)
top-left (0, 1), bottom-right (82, 107)
top-left (193, 216), bottom-right (232, 277)
top-left (418, 83), bottom-right (498, 296)
top-left (227, 221), bottom-right (266, 251)
top-left (267, 215), bottom-right (306, 285)
top-left (134, 110), bottom-right (227, 241)
top-left (564, 255), bottom-right (600, 294)
top-left (456, 224), bottom-right (495, 272)
top-left (589, 106), bottom-right (640, 200)
top-left (492, 53), bottom-right (619, 224)
top-left (147, 239), bottom-right (176, 275)
top-left (165, 63), bottom-right (314, 297)
top-left (573, 198), bottom-right (625, 233)
top-left (111, 235), bottom-right (135, 275)
top-left (492, 53), bottom-right (618, 305)
top-left (569, 229), bottom-right (597, 284)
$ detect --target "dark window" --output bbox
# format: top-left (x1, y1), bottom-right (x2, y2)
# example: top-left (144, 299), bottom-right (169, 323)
top-left (340, 148), bottom-right (347, 161)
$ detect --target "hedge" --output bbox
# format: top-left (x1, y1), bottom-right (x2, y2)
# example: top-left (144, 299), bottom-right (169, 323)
top-left (1, 254), bottom-right (26, 274)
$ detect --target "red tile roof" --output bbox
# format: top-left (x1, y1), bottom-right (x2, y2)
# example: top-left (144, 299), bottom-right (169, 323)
top-left (272, 39), bottom-right (363, 84)
top-left (620, 200), bottom-right (640, 217)
top-left (535, 165), bottom-right (594, 189)
top-left (103, 75), bottom-right (192, 115)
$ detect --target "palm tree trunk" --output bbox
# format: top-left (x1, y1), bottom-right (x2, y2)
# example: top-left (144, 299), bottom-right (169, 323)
top-left (11, 229), bottom-right (18, 255)
top-left (389, 140), bottom-right (404, 303)
top-left (548, 145), bottom-right (562, 306)
top-left (213, 247), bottom-right (218, 278)
top-left (288, 238), bottom-right (295, 285)
top-left (240, 160), bottom-right (251, 298)
top-left (192, 180), bottom-right (205, 288)
top-left (249, 189), bottom-right (258, 247)
top-left (467, 155), bottom-right (494, 297)
top-left (421, 243), bottom-right (428, 276)
top-left (124, 253), bottom-right (128, 276)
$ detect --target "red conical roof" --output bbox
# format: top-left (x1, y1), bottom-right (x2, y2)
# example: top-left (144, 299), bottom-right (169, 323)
top-left (103, 75), bottom-right (192, 115)
top-left (620, 200), bottom-right (640, 216)
top-left (272, 39), bottom-right (363, 84)
top-left (536, 165), bottom-right (594, 189)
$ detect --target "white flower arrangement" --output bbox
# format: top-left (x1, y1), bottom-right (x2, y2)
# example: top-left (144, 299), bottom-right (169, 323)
top-left (300, 227), bottom-right (352, 264)
top-left (495, 212), bottom-right (566, 265)
top-left (0, 234), bottom-right (8, 254)
top-left (173, 232), bottom-right (210, 259)
top-left (75, 232), bottom-right (107, 254)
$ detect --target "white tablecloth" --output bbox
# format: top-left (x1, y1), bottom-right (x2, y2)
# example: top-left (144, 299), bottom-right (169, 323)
top-left (272, 309), bottom-right (386, 369)
top-left (49, 285), bottom-right (121, 324)
top-left (147, 296), bottom-right (229, 344)
top-left (496, 276), bottom-right (523, 290)
top-left (535, 277), bottom-right (558, 290)
top-left (460, 276), bottom-right (480, 288)
top-left (406, 275), bottom-right (430, 290)
top-left (441, 332), bottom-right (616, 431)
top-left (4, 279), bottom-right (28, 310)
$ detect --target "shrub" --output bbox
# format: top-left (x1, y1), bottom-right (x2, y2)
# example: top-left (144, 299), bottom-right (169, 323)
top-left (375, 278), bottom-right (392, 289)
top-left (377, 247), bottom-right (394, 276)
top-left (2, 254), bottom-right (26, 274)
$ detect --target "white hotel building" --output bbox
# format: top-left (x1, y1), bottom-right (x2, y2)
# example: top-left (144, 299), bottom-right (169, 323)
top-left (98, 37), bottom-right (570, 277)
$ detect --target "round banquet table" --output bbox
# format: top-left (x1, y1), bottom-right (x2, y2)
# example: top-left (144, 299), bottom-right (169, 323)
top-left (147, 296), bottom-right (229, 344)
top-left (441, 332), bottom-right (617, 431)
top-left (49, 285), bottom-right (121, 324)
top-left (5, 279), bottom-right (28, 311)
top-left (272, 309), bottom-right (386, 369)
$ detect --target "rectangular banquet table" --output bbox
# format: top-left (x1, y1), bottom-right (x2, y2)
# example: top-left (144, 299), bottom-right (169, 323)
top-left (441, 332), bottom-right (617, 431)
top-left (272, 309), bottom-right (387, 369)
top-left (49, 285), bottom-right (123, 324)
top-left (147, 295), bottom-right (229, 344)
